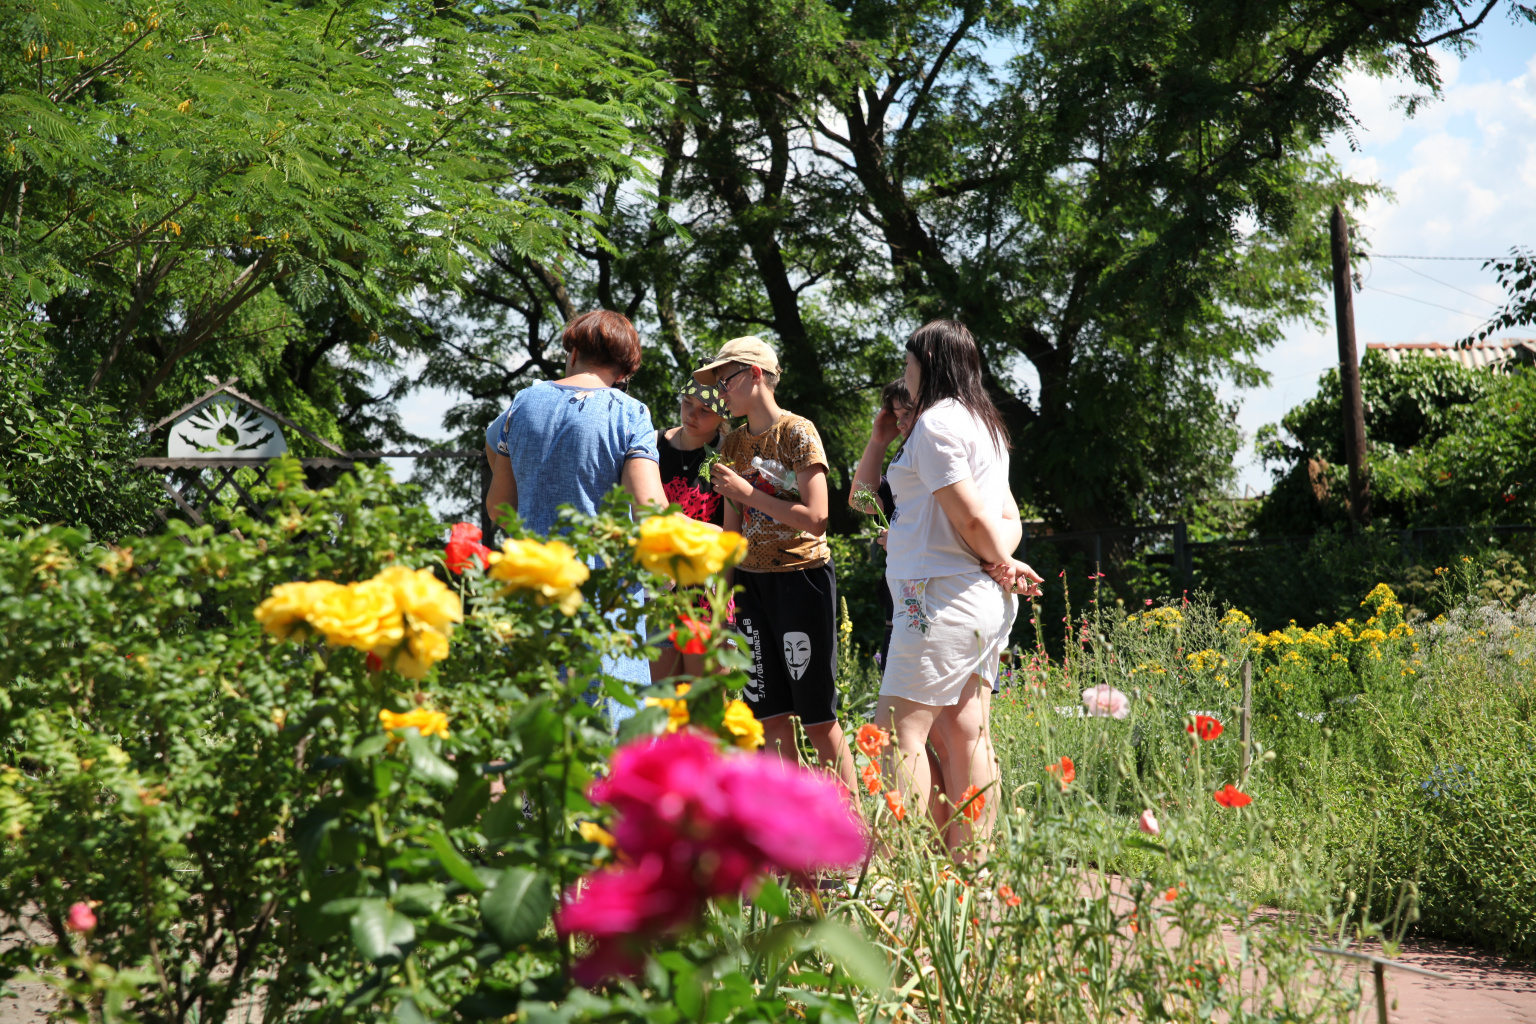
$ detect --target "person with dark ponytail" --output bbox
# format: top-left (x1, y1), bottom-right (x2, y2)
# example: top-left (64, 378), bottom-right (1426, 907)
top-left (875, 319), bottom-right (1042, 854)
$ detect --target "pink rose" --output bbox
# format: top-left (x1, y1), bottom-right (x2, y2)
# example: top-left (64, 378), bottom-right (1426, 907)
top-left (562, 732), bottom-right (870, 983)
top-left (1081, 684), bottom-right (1130, 720)
top-left (66, 902), bottom-right (96, 934)
top-left (1138, 809), bottom-right (1160, 836)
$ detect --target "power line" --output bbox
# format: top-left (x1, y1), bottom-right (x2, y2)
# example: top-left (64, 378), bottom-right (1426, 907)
top-left (1368, 253), bottom-right (1502, 261)
top-left (1361, 285), bottom-right (1488, 320)
top-left (1376, 256), bottom-right (1501, 308)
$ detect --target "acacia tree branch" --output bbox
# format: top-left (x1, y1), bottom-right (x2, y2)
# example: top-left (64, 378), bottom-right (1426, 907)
top-left (134, 249), bottom-right (280, 407)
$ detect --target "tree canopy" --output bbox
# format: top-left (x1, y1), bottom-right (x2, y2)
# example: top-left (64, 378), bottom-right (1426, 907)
top-left (1, 0), bottom-right (663, 449)
top-left (5, 0), bottom-right (1529, 531)
top-left (415, 0), bottom-right (1526, 528)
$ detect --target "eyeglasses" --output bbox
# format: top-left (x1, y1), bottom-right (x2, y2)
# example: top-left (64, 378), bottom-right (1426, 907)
top-left (612, 378), bottom-right (630, 393)
top-left (716, 366), bottom-right (750, 392)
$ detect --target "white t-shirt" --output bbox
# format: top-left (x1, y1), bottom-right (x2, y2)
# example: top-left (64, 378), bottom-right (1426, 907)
top-left (886, 399), bottom-right (1012, 580)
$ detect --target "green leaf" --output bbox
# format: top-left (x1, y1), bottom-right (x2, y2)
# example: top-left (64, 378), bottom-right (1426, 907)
top-left (395, 996), bottom-right (429, 1024)
top-left (425, 831), bottom-right (486, 893)
top-left (809, 920), bottom-right (888, 993)
top-left (479, 867), bottom-right (553, 948)
top-left (704, 972), bottom-right (754, 1023)
top-left (406, 733), bottom-right (458, 789)
top-left (350, 733), bottom-right (389, 759)
top-left (751, 877), bottom-right (791, 919)
top-left (616, 703), bottom-right (667, 744)
top-left (350, 898), bottom-right (415, 963)
top-left (1123, 835), bottom-right (1168, 855)
top-left (444, 774), bottom-right (492, 829)
top-left (294, 802), bottom-right (341, 865)
top-left (393, 882), bottom-right (446, 917)
top-left (23, 274), bottom-right (49, 305)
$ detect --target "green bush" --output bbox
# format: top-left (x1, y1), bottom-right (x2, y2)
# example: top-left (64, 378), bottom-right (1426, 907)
top-left (992, 571), bottom-right (1536, 962)
top-left (0, 463), bottom-right (1385, 1024)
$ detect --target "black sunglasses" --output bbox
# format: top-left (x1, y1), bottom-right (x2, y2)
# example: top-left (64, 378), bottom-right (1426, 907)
top-left (716, 366), bottom-right (750, 391)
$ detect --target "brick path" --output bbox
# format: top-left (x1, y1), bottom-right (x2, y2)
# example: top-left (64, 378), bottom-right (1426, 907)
top-left (1345, 937), bottom-right (1536, 1023)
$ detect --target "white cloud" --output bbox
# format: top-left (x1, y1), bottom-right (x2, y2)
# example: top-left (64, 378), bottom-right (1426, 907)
top-left (1233, 36), bottom-right (1536, 494)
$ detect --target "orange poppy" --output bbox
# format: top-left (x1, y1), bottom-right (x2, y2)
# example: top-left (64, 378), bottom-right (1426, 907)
top-left (861, 761), bottom-right (882, 794)
top-left (958, 784), bottom-right (986, 821)
top-left (885, 789), bottom-right (906, 821)
top-left (1212, 784), bottom-right (1252, 808)
top-left (856, 723), bottom-right (890, 758)
top-left (1045, 755), bottom-right (1075, 789)
top-left (1187, 714), bottom-right (1223, 741)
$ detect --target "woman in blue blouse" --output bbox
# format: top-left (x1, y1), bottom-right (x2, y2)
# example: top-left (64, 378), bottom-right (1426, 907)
top-left (483, 310), bottom-right (667, 720)
top-left (484, 310), bottom-right (665, 529)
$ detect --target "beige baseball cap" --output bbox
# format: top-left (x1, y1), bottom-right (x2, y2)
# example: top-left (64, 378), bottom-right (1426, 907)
top-left (692, 336), bottom-right (780, 386)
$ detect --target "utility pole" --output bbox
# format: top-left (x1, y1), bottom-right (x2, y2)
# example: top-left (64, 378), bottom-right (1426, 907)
top-left (1329, 203), bottom-right (1371, 526)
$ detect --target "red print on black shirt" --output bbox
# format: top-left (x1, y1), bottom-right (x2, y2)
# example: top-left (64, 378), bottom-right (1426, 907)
top-left (663, 476), bottom-right (721, 522)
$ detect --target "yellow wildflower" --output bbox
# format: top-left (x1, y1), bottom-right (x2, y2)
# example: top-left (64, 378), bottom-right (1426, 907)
top-left (722, 700), bottom-right (765, 749)
top-left (1219, 608), bottom-right (1253, 630)
top-left (578, 821), bottom-right (617, 848)
top-left (1186, 649), bottom-right (1228, 671)
top-left (489, 538), bottom-right (589, 614)
top-left (632, 514), bottom-right (747, 585)
top-left (646, 682), bottom-right (692, 732)
top-left (379, 707), bottom-right (450, 740)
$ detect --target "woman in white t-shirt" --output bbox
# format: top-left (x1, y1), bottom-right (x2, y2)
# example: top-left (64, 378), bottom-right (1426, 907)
top-left (878, 319), bottom-right (1042, 853)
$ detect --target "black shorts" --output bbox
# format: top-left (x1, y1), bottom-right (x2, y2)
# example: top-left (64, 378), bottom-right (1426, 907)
top-left (734, 562), bottom-right (839, 726)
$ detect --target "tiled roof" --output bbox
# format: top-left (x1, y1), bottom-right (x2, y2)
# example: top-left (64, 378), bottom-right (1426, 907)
top-left (1365, 338), bottom-right (1536, 371)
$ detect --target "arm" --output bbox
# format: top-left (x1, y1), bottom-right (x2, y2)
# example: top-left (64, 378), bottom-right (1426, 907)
top-left (621, 456), bottom-right (667, 515)
top-left (849, 407), bottom-right (900, 510)
top-left (932, 476), bottom-right (1021, 566)
top-left (712, 462), bottom-right (829, 536)
top-left (721, 493), bottom-right (744, 588)
top-left (484, 446), bottom-right (517, 526)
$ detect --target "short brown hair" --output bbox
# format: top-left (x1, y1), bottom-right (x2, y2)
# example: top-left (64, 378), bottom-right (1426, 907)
top-left (561, 310), bottom-right (642, 377)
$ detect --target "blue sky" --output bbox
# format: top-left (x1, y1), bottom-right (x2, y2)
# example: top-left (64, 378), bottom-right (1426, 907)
top-left (1232, 20), bottom-right (1536, 493)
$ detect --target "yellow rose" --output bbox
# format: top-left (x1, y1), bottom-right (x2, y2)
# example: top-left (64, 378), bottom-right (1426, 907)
top-left (254, 580), bottom-right (341, 640)
top-left (379, 707), bottom-right (450, 740)
top-left (577, 821), bottom-right (617, 848)
top-left (645, 682), bottom-right (692, 733)
top-left (722, 699), bottom-right (764, 749)
top-left (394, 625), bottom-right (451, 680)
top-left (488, 539), bottom-right (589, 615)
top-left (308, 577), bottom-right (403, 653)
top-left (377, 565), bottom-right (463, 632)
top-left (632, 514), bottom-right (747, 585)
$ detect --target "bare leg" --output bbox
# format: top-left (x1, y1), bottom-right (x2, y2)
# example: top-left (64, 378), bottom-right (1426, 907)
top-left (872, 695), bottom-right (940, 817)
top-left (803, 719), bottom-right (858, 793)
top-left (926, 735), bottom-right (950, 832)
top-left (932, 675), bottom-right (997, 854)
top-left (760, 711), bottom-right (799, 763)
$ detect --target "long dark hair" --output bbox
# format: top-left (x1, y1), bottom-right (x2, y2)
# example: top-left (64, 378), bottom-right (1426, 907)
top-left (905, 319), bottom-right (1010, 452)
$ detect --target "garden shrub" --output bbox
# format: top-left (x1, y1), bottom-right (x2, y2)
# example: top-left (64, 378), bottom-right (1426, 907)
top-left (991, 572), bottom-right (1536, 962)
top-left (0, 462), bottom-right (1388, 1024)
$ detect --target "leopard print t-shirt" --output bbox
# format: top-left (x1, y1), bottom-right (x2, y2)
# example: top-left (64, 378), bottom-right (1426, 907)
top-left (719, 413), bottom-right (831, 572)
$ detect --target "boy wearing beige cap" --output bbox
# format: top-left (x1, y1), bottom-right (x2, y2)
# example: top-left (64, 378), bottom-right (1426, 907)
top-left (700, 337), bottom-right (857, 792)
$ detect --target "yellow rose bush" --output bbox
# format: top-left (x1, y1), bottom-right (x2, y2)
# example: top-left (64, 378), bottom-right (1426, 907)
top-left (254, 563), bottom-right (461, 679)
top-left (488, 537), bottom-right (589, 614)
top-left (633, 513), bottom-right (747, 585)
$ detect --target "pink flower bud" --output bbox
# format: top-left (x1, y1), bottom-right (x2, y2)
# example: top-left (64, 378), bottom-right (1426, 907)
top-left (1138, 809), bottom-right (1160, 836)
top-left (66, 902), bottom-right (96, 934)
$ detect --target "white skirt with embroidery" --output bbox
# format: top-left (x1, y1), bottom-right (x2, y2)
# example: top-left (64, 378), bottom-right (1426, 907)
top-left (880, 571), bottom-right (1017, 706)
